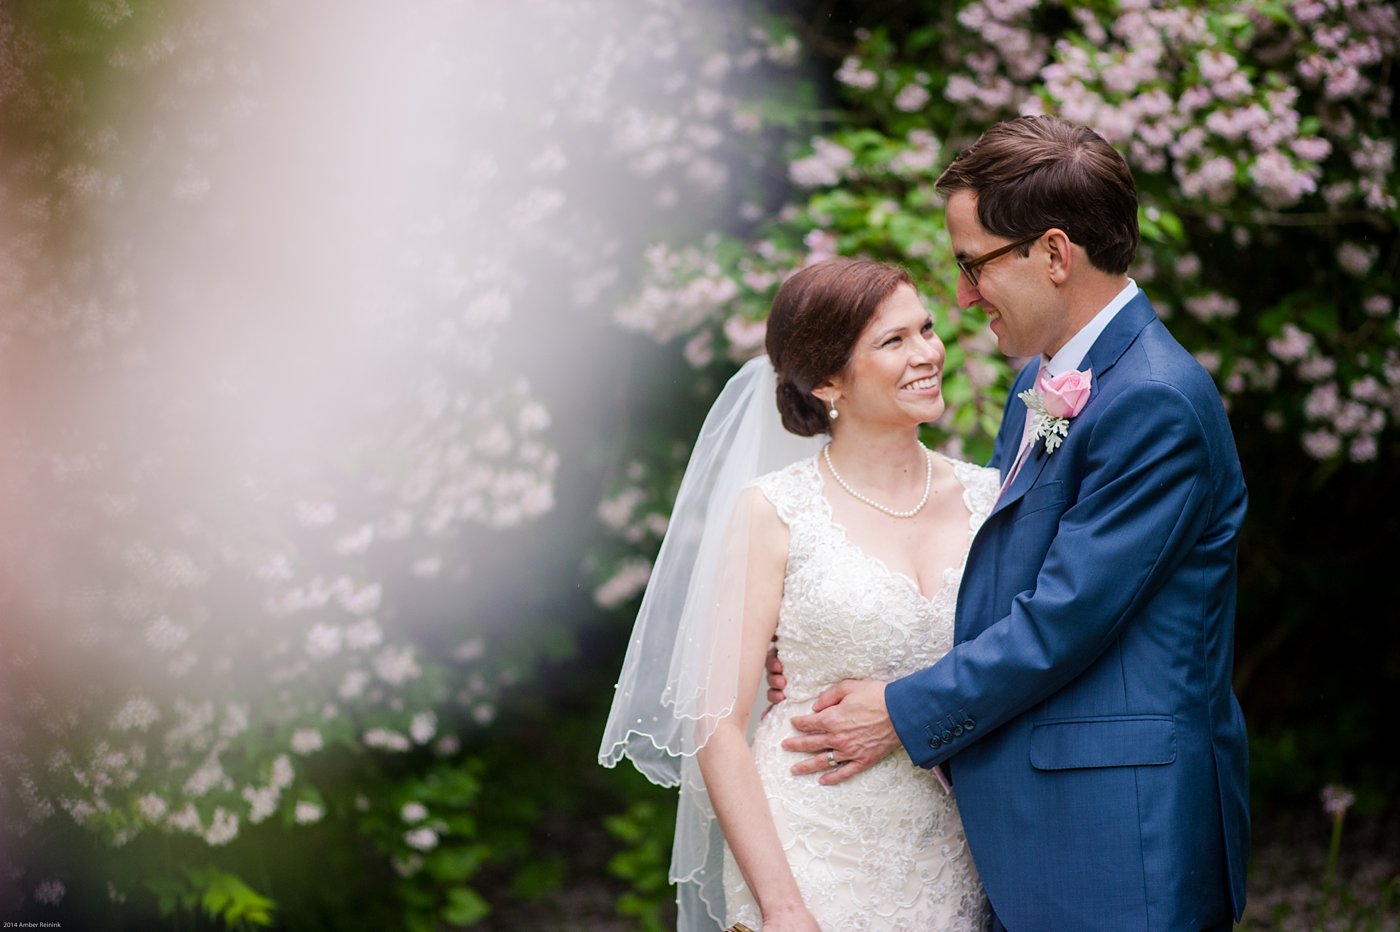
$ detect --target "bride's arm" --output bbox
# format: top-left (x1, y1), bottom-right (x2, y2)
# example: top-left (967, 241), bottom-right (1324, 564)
top-left (696, 489), bottom-right (819, 931)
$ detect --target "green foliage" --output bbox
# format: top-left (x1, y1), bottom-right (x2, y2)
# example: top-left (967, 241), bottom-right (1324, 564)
top-left (148, 867), bottom-right (276, 929)
top-left (604, 799), bottom-right (676, 932)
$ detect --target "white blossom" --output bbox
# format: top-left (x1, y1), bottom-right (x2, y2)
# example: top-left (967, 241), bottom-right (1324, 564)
top-left (294, 801), bottom-right (324, 824)
top-left (404, 827), bottom-right (439, 851)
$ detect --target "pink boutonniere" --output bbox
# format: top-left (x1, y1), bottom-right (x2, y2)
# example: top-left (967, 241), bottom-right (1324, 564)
top-left (1018, 368), bottom-right (1092, 454)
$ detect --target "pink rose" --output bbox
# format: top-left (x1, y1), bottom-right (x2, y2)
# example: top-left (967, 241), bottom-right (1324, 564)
top-left (1038, 368), bottom-right (1093, 419)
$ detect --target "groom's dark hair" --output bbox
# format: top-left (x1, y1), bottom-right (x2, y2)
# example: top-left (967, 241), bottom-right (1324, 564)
top-left (936, 115), bottom-right (1139, 275)
top-left (766, 256), bottom-right (913, 437)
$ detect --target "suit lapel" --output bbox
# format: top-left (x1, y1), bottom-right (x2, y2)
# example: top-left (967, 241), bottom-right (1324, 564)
top-left (986, 292), bottom-right (1159, 518)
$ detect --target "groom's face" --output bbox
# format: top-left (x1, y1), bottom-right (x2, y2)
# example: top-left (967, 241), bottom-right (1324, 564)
top-left (946, 190), bottom-right (1063, 359)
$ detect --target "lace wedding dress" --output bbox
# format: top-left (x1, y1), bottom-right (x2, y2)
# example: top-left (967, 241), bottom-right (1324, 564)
top-left (721, 454), bottom-right (998, 931)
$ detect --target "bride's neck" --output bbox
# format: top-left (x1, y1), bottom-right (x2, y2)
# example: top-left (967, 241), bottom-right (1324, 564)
top-left (825, 425), bottom-right (927, 488)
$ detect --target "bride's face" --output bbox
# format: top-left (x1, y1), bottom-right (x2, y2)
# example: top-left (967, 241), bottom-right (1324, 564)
top-left (825, 284), bottom-right (946, 429)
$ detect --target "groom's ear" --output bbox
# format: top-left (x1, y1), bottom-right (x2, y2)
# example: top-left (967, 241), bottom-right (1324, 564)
top-left (1044, 228), bottom-right (1073, 284)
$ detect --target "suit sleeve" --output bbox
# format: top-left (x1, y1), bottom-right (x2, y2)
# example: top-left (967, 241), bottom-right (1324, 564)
top-left (888, 378), bottom-right (1218, 768)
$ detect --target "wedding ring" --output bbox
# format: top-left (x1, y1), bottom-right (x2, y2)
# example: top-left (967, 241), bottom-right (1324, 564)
top-left (826, 749), bottom-right (838, 768)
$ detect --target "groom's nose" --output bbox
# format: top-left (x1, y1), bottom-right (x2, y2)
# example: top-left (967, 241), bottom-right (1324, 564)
top-left (956, 273), bottom-right (982, 309)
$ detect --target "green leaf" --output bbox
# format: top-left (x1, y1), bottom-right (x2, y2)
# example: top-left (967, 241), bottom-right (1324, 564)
top-left (427, 844), bottom-right (488, 882)
top-left (441, 886), bottom-right (491, 926)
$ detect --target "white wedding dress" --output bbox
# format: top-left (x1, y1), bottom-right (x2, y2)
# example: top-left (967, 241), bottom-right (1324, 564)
top-left (721, 453), bottom-right (998, 931)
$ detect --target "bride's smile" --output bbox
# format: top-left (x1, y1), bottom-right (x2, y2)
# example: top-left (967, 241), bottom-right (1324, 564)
top-left (820, 283), bottom-right (948, 431)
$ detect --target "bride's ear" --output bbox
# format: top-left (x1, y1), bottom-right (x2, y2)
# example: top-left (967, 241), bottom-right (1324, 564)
top-left (812, 376), bottom-right (841, 408)
top-left (812, 380), bottom-right (842, 421)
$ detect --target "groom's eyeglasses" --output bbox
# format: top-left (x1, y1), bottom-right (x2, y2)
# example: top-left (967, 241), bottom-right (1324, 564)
top-left (957, 231), bottom-right (1045, 287)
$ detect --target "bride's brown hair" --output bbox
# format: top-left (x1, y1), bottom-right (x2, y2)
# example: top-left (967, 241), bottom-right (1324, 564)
top-left (765, 256), bottom-right (914, 437)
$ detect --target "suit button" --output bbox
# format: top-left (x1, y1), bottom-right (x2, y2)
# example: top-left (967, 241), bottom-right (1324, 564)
top-left (951, 724), bottom-right (964, 737)
top-left (963, 719), bottom-right (976, 732)
top-left (941, 730), bottom-right (953, 742)
top-left (929, 736), bottom-right (942, 749)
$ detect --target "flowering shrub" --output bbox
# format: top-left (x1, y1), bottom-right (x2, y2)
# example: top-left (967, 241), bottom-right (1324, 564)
top-left (594, 0), bottom-right (1398, 601)
top-left (0, 0), bottom-right (800, 925)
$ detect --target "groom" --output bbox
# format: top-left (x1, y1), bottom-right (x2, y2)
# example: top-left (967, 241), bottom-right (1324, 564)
top-left (772, 116), bottom-right (1249, 930)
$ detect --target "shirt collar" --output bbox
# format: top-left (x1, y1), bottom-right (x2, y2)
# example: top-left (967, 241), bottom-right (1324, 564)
top-left (1042, 278), bottom-right (1138, 378)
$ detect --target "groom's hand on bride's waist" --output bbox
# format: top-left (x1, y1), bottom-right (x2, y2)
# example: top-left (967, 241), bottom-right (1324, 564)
top-left (763, 641), bottom-right (788, 711)
top-left (782, 679), bottom-right (900, 785)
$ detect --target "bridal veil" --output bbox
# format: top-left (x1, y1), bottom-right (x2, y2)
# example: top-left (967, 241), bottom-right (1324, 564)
top-left (598, 354), bottom-right (822, 927)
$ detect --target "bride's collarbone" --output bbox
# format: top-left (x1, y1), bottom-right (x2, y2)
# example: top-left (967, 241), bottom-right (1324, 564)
top-left (826, 483), bottom-right (971, 592)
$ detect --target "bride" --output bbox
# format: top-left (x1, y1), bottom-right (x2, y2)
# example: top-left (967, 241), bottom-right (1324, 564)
top-left (599, 256), bottom-right (995, 930)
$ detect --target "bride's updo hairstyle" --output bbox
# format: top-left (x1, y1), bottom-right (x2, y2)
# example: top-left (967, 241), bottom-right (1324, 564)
top-left (765, 256), bottom-right (914, 437)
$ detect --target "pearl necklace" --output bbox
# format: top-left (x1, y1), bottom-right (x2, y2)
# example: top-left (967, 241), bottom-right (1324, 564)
top-left (822, 443), bottom-right (933, 518)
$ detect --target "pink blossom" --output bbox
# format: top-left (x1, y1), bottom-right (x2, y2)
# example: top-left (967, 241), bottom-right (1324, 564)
top-left (1362, 295), bottom-right (1392, 317)
top-left (594, 558), bottom-right (652, 609)
top-left (894, 83), bottom-right (931, 112)
top-left (1351, 136), bottom-right (1394, 175)
top-left (835, 56), bottom-right (878, 90)
top-left (1349, 435), bottom-right (1379, 462)
top-left (965, 50), bottom-right (1000, 76)
top-left (1184, 292), bottom-right (1240, 322)
top-left (1291, 0), bottom-right (1327, 25)
top-left (1249, 150), bottom-right (1318, 208)
top-left (1351, 377), bottom-right (1384, 403)
top-left (1290, 136), bottom-right (1333, 163)
top-left (891, 131), bottom-right (940, 174)
top-left (1178, 86), bottom-right (1213, 113)
top-left (1174, 254), bottom-right (1202, 279)
top-left (1212, 72), bottom-right (1254, 103)
top-left (723, 315), bottom-right (767, 360)
top-left (1267, 324), bottom-right (1314, 364)
top-left (1205, 104), bottom-right (1269, 140)
top-left (1331, 400), bottom-right (1370, 434)
top-left (1197, 50), bottom-right (1239, 84)
top-left (1321, 784), bottom-right (1356, 817)
top-left (1302, 430), bottom-right (1341, 459)
top-left (1177, 156), bottom-right (1237, 203)
top-left (1324, 64), bottom-right (1364, 100)
top-left (788, 137), bottom-right (854, 188)
top-left (1298, 356), bottom-right (1338, 381)
top-left (1170, 126), bottom-right (1208, 160)
top-left (944, 74), bottom-right (981, 105)
top-left (1093, 106), bottom-right (1137, 145)
top-left (1337, 241), bottom-right (1377, 276)
top-left (803, 229), bottom-right (839, 264)
top-left (683, 331), bottom-right (714, 368)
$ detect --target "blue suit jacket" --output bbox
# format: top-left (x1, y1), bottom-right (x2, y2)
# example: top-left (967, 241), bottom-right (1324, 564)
top-left (887, 293), bottom-right (1249, 930)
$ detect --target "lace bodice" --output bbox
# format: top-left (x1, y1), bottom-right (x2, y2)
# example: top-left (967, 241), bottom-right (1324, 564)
top-left (721, 453), bottom-right (999, 931)
top-left (757, 454), bottom-right (999, 702)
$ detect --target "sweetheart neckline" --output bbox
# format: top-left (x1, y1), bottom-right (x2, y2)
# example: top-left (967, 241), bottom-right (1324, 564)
top-left (800, 454), bottom-right (980, 605)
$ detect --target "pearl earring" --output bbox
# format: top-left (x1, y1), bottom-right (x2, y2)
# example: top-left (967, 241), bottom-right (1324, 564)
top-left (827, 399), bottom-right (839, 420)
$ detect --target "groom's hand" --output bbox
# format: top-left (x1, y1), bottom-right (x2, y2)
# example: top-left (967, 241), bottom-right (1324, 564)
top-left (764, 640), bottom-right (787, 706)
top-left (783, 679), bottom-right (900, 785)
